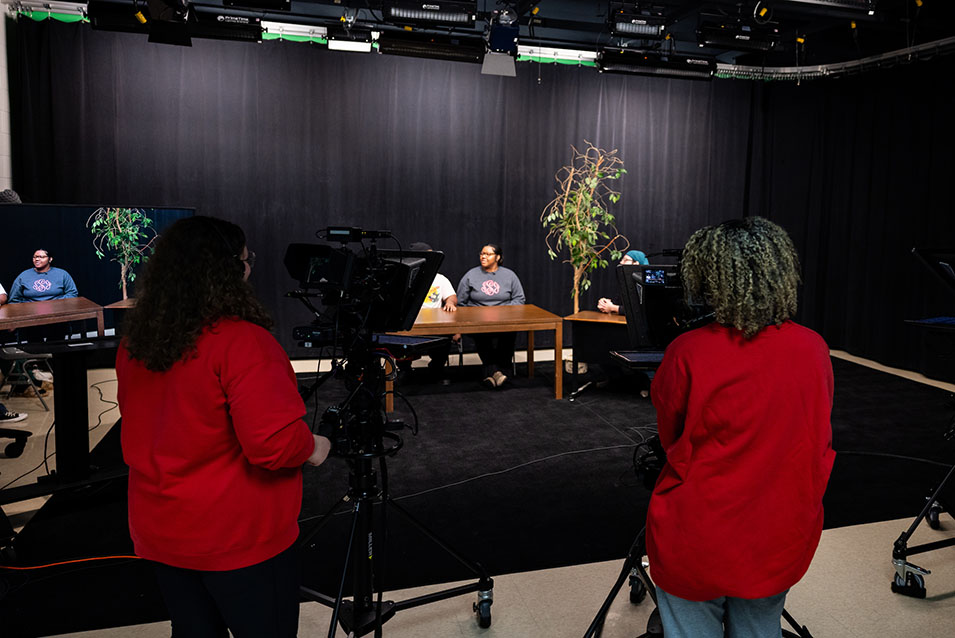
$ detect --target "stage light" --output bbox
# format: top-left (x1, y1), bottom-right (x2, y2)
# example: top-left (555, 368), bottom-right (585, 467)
top-left (609, 2), bottom-right (666, 39)
top-left (377, 31), bottom-right (484, 64)
top-left (598, 49), bottom-right (715, 80)
top-left (385, 1), bottom-right (477, 27)
top-left (697, 21), bottom-right (779, 52)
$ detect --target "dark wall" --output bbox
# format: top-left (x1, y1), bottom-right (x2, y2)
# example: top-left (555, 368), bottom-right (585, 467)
top-left (9, 18), bottom-right (955, 368)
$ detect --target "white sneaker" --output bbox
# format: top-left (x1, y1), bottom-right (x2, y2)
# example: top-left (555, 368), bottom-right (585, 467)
top-left (492, 371), bottom-right (507, 388)
top-left (0, 410), bottom-right (28, 423)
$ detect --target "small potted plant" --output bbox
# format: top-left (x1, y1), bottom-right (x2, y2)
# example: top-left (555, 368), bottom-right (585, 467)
top-left (87, 207), bottom-right (158, 300)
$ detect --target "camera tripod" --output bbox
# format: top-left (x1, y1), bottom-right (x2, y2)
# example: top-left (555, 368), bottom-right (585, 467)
top-left (298, 347), bottom-right (493, 637)
top-left (583, 527), bottom-right (814, 638)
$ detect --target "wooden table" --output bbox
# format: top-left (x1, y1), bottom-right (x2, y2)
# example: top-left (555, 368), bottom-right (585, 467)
top-left (394, 304), bottom-right (564, 399)
top-left (563, 311), bottom-right (629, 393)
top-left (0, 297), bottom-right (105, 337)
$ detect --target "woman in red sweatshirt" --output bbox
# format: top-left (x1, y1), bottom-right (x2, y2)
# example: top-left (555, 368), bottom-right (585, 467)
top-left (648, 217), bottom-right (835, 638)
top-left (117, 216), bottom-right (331, 638)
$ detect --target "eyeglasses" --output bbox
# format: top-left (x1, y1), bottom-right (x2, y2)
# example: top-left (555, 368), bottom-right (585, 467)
top-left (239, 251), bottom-right (256, 269)
top-left (479, 251), bottom-right (497, 257)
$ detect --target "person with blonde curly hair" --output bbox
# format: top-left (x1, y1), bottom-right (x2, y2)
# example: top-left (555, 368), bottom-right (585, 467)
top-left (117, 216), bottom-right (331, 637)
top-left (647, 217), bottom-right (835, 638)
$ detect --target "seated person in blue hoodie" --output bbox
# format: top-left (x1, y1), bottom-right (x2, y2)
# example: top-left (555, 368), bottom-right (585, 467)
top-left (8, 249), bottom-right (78, 303)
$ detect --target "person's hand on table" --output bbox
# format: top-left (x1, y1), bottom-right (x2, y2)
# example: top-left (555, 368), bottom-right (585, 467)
top-left (597, 298), bottom-right (615, 314)
top-left (443, 302), bottom-right (457, 312)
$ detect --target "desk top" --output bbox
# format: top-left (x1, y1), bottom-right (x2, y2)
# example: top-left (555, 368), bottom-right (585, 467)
top-left (564, 310), bottom-right (627, 325)
top-left (104, 298), bottom-right (136, 310)
top-left (0, 297), bottom-right (104, 329)
top-left (399, 304), bottom-right (562, 335)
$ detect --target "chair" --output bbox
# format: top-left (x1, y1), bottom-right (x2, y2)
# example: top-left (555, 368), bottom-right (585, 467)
top-left (1, 346), bottom-right (53, 411)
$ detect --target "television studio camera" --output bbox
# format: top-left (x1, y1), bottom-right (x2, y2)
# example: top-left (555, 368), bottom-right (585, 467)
top-left (283, 227), bottom-right (494, 637)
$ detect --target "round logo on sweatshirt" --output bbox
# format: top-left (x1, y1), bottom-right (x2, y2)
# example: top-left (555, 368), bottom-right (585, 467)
top-left (33, 279), bottom-right (52, 293)
top-left (481, 280), bottom-right (500, 296)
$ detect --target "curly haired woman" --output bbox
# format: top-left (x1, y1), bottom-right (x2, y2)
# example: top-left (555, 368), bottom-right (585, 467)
top-left (647, 217), bottom-right (835, 638)
top-left (117, 216), bottom-right (331, 638)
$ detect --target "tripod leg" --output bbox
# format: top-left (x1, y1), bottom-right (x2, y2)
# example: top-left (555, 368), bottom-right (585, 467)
top-left (583, 530), bottom-right (647, 638)
top-left (781, 608), bottom-right (814, 638)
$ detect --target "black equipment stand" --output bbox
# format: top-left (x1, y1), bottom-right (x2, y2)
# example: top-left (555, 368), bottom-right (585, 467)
top-left (890, 462), bottom-right (955, 598)
top-left (583, 528), bottom-right (814, 638)
top-left (890, 247), bottom-right (955, 598)
top-left (297, 345), bottom-right (493, 637)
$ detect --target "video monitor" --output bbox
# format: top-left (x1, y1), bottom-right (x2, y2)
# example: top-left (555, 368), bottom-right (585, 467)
top-left (284, 243), bottom-right (443, 333)
top-left (615, 263), bottom-right (691, 349)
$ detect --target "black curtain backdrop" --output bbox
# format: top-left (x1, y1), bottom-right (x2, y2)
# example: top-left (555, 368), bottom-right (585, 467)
top-left (8, 18), bottom-right (955, 368)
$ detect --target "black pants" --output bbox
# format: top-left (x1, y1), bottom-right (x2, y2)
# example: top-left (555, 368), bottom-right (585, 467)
top-left (152, 543), bottom-right (301, 638)
top-left (474, 332), bottom-right (516, 377)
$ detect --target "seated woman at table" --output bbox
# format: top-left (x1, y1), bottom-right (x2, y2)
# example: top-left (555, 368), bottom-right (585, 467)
top-left (7, 249), bottom-right (78, 303)
top-left (597, 250), bottom-right (648, 315)
top-left (456, 243), bottom-right (525, 389)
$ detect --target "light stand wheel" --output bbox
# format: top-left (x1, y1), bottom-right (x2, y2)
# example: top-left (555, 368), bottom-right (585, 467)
top-left (927, 502), bottom-right (943, 530)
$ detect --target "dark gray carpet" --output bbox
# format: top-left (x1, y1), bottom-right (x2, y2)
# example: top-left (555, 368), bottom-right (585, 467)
top-left (1, 357), bottom-right (953, 636)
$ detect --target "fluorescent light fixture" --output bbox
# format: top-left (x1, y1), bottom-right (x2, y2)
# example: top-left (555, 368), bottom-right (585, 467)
top-left (15, 1), bottom-right (87, 18)
top-left (516, 45), bottom-right (598, 64)
top-left (327, 31), bottom-right (379, 53)
top-left (262, 21), bottom-right (327, 39)
top-left (609, 2), bottom-right (667, 39)
top-left (328, 39), bottom-right (373, 52)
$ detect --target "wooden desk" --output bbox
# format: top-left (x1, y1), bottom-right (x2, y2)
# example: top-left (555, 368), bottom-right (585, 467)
top-left (563, 311), bottom-right (629, 392)
top-left (0, 297), bottom-right (105, 337)
top-left (395, 304), bottom-right (564, 399)
top-left (104, 298), bottom-right (136, 310)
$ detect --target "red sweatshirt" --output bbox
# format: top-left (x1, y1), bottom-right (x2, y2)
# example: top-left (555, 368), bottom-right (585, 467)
top-left (647, 320), bottom-right (835, 601)
top-left (116, 319), bottom-right (315, 571)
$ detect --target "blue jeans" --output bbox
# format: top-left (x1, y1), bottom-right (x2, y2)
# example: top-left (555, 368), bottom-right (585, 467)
top-left (656, 586), bottom-right (788, 638)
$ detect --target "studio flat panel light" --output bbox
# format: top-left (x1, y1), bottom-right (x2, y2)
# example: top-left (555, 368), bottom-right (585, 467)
top-left (386, 1), bottom-right (477, 27)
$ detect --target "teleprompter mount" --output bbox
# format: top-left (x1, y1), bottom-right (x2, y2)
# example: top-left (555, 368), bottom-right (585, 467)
top-left (284, 229), bottom-right (494, 636)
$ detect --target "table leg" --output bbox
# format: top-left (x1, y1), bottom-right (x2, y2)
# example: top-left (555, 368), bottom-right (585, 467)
top-left (527, 331), bottom-right (535, 378)
top-left (96, 310), bottom-right (105, 337)
top-left (384, 360), bottom-right (394, 413)
top-left (554, 323), bottom-right (563, 400)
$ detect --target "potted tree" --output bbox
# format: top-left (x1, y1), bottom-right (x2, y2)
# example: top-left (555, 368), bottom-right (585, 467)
top-left (87, 207), bottom-right (158, 300)
top-left (541, 141), bottom-right (629, 314)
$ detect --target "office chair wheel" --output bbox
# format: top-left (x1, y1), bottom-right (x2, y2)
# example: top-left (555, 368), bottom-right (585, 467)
top-left (927, 503), bottom-right (942, 530)
top-left (891, 572), bottom-right (926, 598)
top-left (4, 441), bottom-right (26, 459)
top-left (474, 598), bottom-right (492, 628)
top-left (629, 573), bottom-right (648, 604)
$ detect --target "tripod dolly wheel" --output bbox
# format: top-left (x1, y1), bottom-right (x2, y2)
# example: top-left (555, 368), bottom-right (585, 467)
top-left (927, 502), bottom-right (943, 530)
top-left (473, 598), bottom-right (492, 628)
top-left (891, 571), bottom-right (927, 598)
top-left (629, 571), bottom-right (647, 604)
